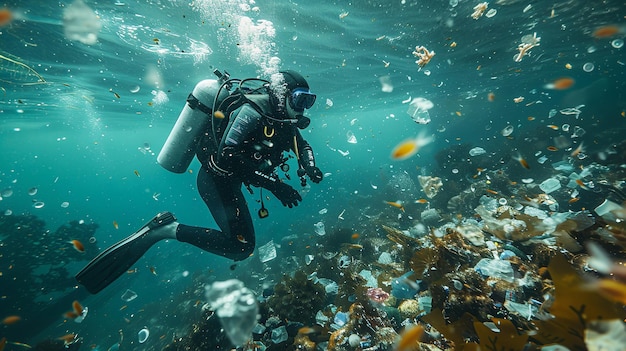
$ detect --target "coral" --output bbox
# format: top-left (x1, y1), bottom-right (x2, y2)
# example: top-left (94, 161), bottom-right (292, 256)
top-left (267, 270), bottom-right (325, 324)
top-left (412, 46), bottom-right (435, 67)
top-left (398, 299), bottom-right (420, 319)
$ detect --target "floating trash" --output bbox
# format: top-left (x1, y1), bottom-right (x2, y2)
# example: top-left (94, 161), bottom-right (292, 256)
top-left (33, 201), bottom-right (45, 209)
top-left (485, 8), bottom-right (497, 17)
top-left (469, 147), bottom-right (486, 156)
top-left (572, 126), bottom-right (586, 138)
top-left (121, 289), bottom-right (138, 302)
top-left (4, 209), bottom-right (12, 215)
top-left (379, 75), bottom-right (393, 93)
top-left (318, 208), bottom-right (328, 215)
top-left (314, 221), bottom-right (326, 236)
top-left (1, 188), bottom-right (13, 197)
top-left (271, 325), bottom-right (288, 344)
top-left (318, 278), bottom-right (339, 295)
top-left (28, 187), bottom-right (38, 196)
top-left (258, 240), bottom-right (277, 263)
top-left (406, 97), bottom-right (433, 125)
top-left (205, 279), bottom-right (258, 347)
top-left (501, 125), bottom-right (514, 137)
top-left (63, 0), bottom-right (102, 45)
top-left (548, 108), bottom-right (557, 118)
top-left (560, 104), bottom-right (584, 116)
top-left (539, 177), bottom-right (561, 194)
top-left (391, 271), bottom-right (420, 299)
top-left (337, 255), bottom-right (351, 269)
top-left (305, 255), bottom-right (314, 265)
top-left (138, 328), bottom-right (149, 343)
top-left (474, 258), bottom-right (514, 282)
top-left (346, 131), bottom-right (357, 144)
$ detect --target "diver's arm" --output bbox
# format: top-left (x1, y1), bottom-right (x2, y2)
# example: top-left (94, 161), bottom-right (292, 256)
top-left (295, 130), bottom-right (323, 183)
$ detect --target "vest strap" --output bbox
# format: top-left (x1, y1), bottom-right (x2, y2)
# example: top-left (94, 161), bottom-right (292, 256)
top-left (186, 93), bottom-right (213, 115)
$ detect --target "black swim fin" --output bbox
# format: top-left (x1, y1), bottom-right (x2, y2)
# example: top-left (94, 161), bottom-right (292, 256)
top-left (75, 211), bottom-right (177, 294)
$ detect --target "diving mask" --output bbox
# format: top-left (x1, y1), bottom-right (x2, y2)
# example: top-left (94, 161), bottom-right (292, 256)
top-left (289, 88), bottom-right (316, 111)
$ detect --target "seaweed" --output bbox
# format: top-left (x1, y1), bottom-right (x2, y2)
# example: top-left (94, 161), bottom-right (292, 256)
top-left (424, 253), bottom-right (626, 351)
top-left (531, 253), bottom-right (626, 350)
top-left (267, 270), bottom-right (326, 324)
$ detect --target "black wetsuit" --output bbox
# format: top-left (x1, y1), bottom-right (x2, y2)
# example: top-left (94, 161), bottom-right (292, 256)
top-left (175, 95), bottom-right (317, 261)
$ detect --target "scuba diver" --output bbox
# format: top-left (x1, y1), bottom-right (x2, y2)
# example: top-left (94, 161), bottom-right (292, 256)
top-left (76, 70), bottom-right (323, 294)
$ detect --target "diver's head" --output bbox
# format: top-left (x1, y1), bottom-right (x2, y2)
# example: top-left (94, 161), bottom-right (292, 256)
top-left (272, 70), bottom-right (316, 128)
top-left (280, 70), bottom-right (316, 112)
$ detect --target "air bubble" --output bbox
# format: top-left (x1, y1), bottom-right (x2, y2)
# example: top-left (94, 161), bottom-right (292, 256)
top-left (612, 39), bottom-right (624, 49)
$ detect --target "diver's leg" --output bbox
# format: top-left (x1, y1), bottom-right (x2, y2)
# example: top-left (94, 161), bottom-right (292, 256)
top-left (175, 167), bottom-right (255, 261)
top-left (75, 211), bottom-right (178, 294)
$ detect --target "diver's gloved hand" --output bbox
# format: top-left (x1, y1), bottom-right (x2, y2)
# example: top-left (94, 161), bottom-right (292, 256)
top-left (271, 182), bottom-right (302, 208)
top-left (305, 166), bottom-right (323, 184)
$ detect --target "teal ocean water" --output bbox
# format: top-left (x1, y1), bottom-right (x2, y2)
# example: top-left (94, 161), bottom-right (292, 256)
top-left (1, 0), bottom-right (625, 349)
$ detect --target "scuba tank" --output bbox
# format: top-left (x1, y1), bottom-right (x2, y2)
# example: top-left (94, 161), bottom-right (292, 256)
top-left (157, 72), bottom-right (230, 173)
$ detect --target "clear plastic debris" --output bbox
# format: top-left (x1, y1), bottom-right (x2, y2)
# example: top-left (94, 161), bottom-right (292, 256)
top-left (205, 279), bottom-right (258, 347)
top-left (252, 323), bottom-right (266, 335)
top-left (406, 97), bottom-right (433, 124)
top-left (572, 126), bottom-right (586, 138)
top-left (338, 255), bottom-right (351, 269)
top-left (501, 125), bottom-right (514, 136)
top-left (539, 177), bottom-right (561, 194)
top-left (138, 328), bottom-right (149, 343)
top-left (258, 240), bottom-right (277, 263)
top-left (379, 75), bottom-right (393, 93)
top-left (560, 105), bottom-right (584, 117)
top-left (271, 325), bottom-right (288, 344)
top-left (316, 310), bottom-right (329, 327)
top-left (474, 258), bottom-right (514, 282)
top-left (378, 252), bottom-right (393, 264)
top-left (418, 295), bottom-right (433, 314)
top-left (305, 254), bottom-right (314, 265)
top-left (318, 278), bottom-right (339, 295)
top-left (318, 208), bottom-right (328, 215)
top-left (314, 221), bottom-right (326, 236)
top-left (346, 131), bottom-right (357, 144)
top-left (121, 289), bottom-right (138, 302)
top-left (548, 109), bottom-right (557, 118)
top-left (469, 147), bottom-right (487, 156)
top-left (358, 269), bottom-right (378, 287)
top-left (63, 0), bottom-right (102, 45)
